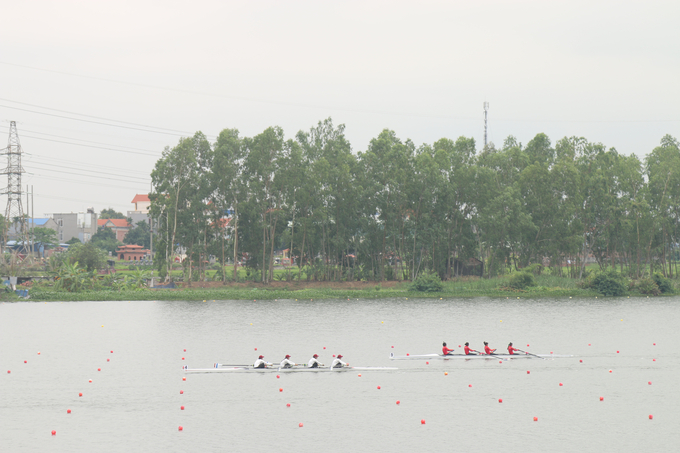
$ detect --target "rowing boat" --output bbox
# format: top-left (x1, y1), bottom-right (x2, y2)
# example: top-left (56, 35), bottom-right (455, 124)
top-left (389, 352), bottom-right (571, 360)
top-left (183, 365), bottom-right (398, 374)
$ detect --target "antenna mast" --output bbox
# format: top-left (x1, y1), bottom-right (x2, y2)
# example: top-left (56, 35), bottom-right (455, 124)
top-left (2, 121), bottom-right (28, 250)
top-left (483, 102), bottom-right (489, 148)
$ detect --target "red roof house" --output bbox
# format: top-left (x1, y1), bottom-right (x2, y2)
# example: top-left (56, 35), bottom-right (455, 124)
top-left (116, 244), bottom-right (150, 261)
top-left (98, 218), bottom-right (132, 242)
top-left (131, 194), bottom-right (151, 213)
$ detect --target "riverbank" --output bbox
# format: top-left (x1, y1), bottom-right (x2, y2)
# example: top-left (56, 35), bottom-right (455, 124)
top-left (14, 274), bottom-right (671, 301)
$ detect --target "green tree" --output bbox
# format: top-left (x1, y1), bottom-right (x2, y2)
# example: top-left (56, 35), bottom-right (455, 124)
top-left (124, 221), bottom-right (151, 249)
top-left (31, 227), bottom-right (58, 247)
top-left (99, 208), bottom-right (126, 219)
top-left (90, 227), bottom-right (121, 254)
top-left (67, 242), bottom-right (106, 271)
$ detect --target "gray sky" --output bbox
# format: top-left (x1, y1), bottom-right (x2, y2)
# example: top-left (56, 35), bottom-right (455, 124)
top-left (1, 0), bottom-right (678, 218)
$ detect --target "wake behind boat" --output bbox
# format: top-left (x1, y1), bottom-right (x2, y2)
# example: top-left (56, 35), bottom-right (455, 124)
top-left (389, 352), bottom-right (572, 360)
top-left (183, 364), bottom-right (398, 374)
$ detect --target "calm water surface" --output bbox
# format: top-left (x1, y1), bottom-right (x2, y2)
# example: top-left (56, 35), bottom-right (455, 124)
top-left (1, 297), bottom-right (678, 452)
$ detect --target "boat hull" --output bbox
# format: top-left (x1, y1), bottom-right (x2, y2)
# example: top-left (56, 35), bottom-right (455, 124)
top-left (389, 352), bottom-right (571, 360)
top-left (183, 365), bottom-right (397, 373)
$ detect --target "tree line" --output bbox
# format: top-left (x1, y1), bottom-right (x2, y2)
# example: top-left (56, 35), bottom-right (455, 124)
top-left (149, 118), bottom-right (680, 283)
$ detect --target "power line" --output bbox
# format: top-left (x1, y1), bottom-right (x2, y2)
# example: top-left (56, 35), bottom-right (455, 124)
top-left (28, 165), bottom-right (148, 184)
top-left (16, 132), bottom-right (161, 157)
top-left (25, 154), bottom-right (151, 177)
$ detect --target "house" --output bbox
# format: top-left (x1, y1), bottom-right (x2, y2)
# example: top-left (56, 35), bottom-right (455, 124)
top-left (6, 218), bottom-right (59, 240)
top-left (97, 218), bottom-right (132, 242)
top-left (116, 244), bottom-right (151, 261)
top-left (128, 194), bottom-right (151, 229)
top-left (50, 208), bottom-right (98, 243)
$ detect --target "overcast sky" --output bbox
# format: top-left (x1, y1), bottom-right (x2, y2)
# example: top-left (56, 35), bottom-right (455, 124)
top-left (1, 1), bottom-right (678, 218)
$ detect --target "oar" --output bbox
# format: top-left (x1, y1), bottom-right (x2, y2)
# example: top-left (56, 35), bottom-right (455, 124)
top-left (485, 351), bottom-right (508, 361)
top-left (515, 349), bottom-right (546, 360)
top-left (215, 363), bottom-right (252, 367)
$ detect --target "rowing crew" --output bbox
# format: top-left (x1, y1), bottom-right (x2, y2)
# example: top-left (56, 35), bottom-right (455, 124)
top-left (443, 341), bottom-right (522, 356)
top-left (253, 354), bottom-right (347, 369)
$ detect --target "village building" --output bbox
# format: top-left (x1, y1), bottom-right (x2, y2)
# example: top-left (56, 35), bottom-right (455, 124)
top-left (116, 244), bottom-right (150, 261)
top-left (97, 218), bottom-right (132, 242)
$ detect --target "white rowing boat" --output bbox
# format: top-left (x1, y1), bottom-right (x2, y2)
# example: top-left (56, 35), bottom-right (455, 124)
top-left (183, 365), bottom-right (398, 374)
top-left (389, 352), bottom-right (572, 360)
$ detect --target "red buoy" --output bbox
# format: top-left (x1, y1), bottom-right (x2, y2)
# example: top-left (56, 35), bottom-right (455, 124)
top-left (527, 344), bottom-right (530, 347)
top-left (653, 343), bottom-right (656, 346)
top-left (24, 360), bottom-right (27, 363)
top-left (182, 377), bottom-right (186, 381)
top-left (180, 390), bottom-right (184, 394)
top-left (391, 346), bottom-right (394, 348)
top-left (178, 426), bottom-right (183, 431)
top-left (184, 349), bottom-right (186, 352)
top-left (600, 397), bottom-right (604, 401)
top-left (421, 419), bottom-right (426, 425)
top-left (533, 417), bottom-right (538, 421)
top-left (588, 344), bottom-right (591, 346)
top-left (396, 400), bottom-right (400, 405)
top-left (287, 403), bottom-right (291, 407)
top-left (107, 359), bottom-right (110, 362)
top-left (426, 361), bottom-right (429, 365)
top-left (377, 386), bottom-right (381, 390)
top-left (406, 353), bottom-right (410, 356)
top-left (67, 409), bottom-right (71, 414)
top-left (609, 370), bottom-right (612, 373)
top-left (616, 351), bottom-right (620, 353)
top-left (276, 375), bottom-right (280, 379)
top-left (180, 406), bottom-right (184, 410)
top-left (97, 368), bottom-right (101, 371)
top-left (468, 384), bottom-right (472, 387)
top-left (299, 423), bottom-right (304, 427)
top-left (648, 381), bottom-right (652, 385)
top-left (559, 383), bottom-right (563, 386)
top-left (458, 345), bottom-right (461, 347)
top-left (332, 354), bottom-right (336, 357)
top-left (649, 415), bottom-right (653, 420)
top-left (499, 360), bottom-right (502, 363)
top-left (358, 374), bottom-right (362, 377)
top-left (254, 348), bottom-right (257, 351)
top-left (653, 359), bottom-right (656, 362)
top-left (527, 371), bottom-right (530, 374)
top-left (110, 351), bottom-right (113, 353)
top-left (579, 360), bottom-right (583, 363)
top-left (279, 388), bottom-right (283, 392)
top-left (78, 392), bottom-right (83, 397)
top-left (323, 347), bottom-right (326, 349)
top-left (498, 398), bottom-right (503, 403)
top-left (89, 379), bottom-right (92, 383)
top-left (51, 430), bottom-right (56, 436)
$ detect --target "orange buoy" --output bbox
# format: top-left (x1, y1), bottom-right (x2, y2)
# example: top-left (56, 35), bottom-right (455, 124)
top-left (444, 372), bottom-right (448, 376)
top-left (38, 352), bottom-right (41, 355)
top-left (67, 409), bottom-right (71, 414)
top-left (299, 422), bottom-right (304, 427)
top-left (51, 430), bottom-right (56, 436)
top-left (358, 374), bottom-right (362, 377)
top-left (533, 417), bottom-right (538, 421)
top-left (600, 397), bottom-right (604, 401)
top-left (279, 388), bottom-right (283, 392)
top-left (180, 390), bottom-right (183, 394)
top-left (421, 419), bottom-right (426, 425)
top-left (178, 426), bottom-right (183, 431)
top-left (396, 400), bottom-right (400, 405)
top-left (498, 398), bottom-right (503, 403)
top-left (180, 406), bottom-right (184, 410)
top-left (78, 392), bottom-right (83, 397)
top-left (649, 415), bottom-right (653, 420)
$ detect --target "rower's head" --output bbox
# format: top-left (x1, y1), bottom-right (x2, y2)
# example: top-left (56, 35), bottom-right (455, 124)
top-left (484, 342), bottom-right (488, 345)
top-left (337, 354), bottom-right (343, 359)
top-left (508, 342), bottom-right (513, 346)
top-left (313, 354), bottom-right (319, 358)
top-left (285, 354), bottom-right (291, 359)
top-left (443, 342), bottom-right (447, 346)
top-left (258, 355), bottom-right (264, 359)
top-left (465, 342), bottom-right (469, 346)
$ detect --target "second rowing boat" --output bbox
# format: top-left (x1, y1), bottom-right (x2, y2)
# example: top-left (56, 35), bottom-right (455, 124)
top-left (389, 352), bottom-right (571, 360)
top-left (183, 365), bottom-right (398, 374)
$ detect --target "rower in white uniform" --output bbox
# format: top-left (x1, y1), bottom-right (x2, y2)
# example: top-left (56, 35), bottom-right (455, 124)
top-left (280, 354), bottom-right (296, 368)
top-left (330, 354), bottom-right (347, 369)
top-left (307, 353), bottom-right (324, 368)
top-left (253, 355), bottom-right (272, 369)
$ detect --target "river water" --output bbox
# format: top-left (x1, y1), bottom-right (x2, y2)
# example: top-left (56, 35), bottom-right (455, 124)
top-left (1, 297), bottom-right (678, 452)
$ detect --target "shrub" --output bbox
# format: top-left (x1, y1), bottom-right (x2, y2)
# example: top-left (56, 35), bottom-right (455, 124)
top-left (525, 263), bottom-right (544, 276)
top-left (590, 270), bottom-right (626, 296)
top-left (507, 272), bottom-right (535, 290)
top-left (652, 273), bottom-right (673, 294)
top-left (636, 278), bottom-right (660, 296)
top-left (410, 271), bottom-right (444, 292)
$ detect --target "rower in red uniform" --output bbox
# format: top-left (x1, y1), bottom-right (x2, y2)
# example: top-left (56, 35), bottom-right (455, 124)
top-left (507, 342), bottom-right (520, 355)
top-left (442, 342), bottom-right (454, 355)
top-left (463, 342), bottom-right (478, 355)
top-left (483, 342), bottom-right (496, 355)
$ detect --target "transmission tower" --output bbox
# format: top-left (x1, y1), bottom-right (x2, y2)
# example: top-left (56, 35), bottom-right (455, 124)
top-left (483, 101), bottom-right (489, 148)
top-left (2, 121), bottom-right (28, 249)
